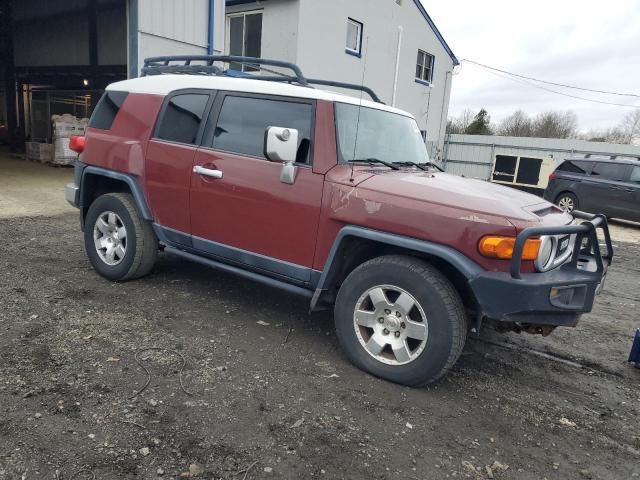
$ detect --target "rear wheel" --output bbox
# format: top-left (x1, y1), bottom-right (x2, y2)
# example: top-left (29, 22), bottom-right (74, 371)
top-left (556, 192), bottom-right (578, 212)
top-left (334, 255), bottom-right (467, 386)
top-left (84, 193), bottom-right (158, 281)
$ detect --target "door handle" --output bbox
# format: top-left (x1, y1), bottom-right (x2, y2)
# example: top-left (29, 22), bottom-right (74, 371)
top-left (608, 186), bottom-right (619, 190)
top-left (193, 165), bottom-right (223, 179)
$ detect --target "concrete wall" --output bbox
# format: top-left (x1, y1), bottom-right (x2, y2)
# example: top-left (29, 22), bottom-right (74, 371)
top-left (225, 0), bottom-right (455, 147)
top-left (135, 0), bottom-right (226, 76)
top-left (443, 134), bottom-right (640, 179)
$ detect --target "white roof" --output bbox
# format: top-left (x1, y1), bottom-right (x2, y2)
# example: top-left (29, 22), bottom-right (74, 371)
top-left (106, 74), bottom-right (414, 118)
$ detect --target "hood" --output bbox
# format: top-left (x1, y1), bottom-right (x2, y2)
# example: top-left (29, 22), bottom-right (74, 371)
top-left (358, 170), bottom-right (565, 223)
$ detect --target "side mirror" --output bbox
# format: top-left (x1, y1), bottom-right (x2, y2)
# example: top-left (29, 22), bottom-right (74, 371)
top-left (265, 126), bottom-right (299, 164)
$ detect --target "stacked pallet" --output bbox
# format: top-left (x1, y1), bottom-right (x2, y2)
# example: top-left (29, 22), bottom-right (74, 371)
top-left (51, 114), bottom-right (88, 166)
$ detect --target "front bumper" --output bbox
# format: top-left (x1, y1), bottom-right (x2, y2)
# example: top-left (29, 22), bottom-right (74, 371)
top-left (470, 212), bottom-right (613, 327)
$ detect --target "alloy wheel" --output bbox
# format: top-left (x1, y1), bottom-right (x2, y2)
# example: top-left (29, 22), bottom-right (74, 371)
top-left (353, 285), bottom-right (428, 365)
top-left (93, 211), bottom-right (127, 266)
top-left (557, 196), bottom-right (575, 212)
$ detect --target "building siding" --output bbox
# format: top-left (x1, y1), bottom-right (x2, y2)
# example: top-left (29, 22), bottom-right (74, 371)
top-left (135, 0), bottom-right (224, 76)
top-left (224, 0), bottom-right (455, 151)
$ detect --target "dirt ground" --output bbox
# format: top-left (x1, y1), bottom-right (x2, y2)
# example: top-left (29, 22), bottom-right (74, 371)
top-left (1, 158), bottom-right (639, 479)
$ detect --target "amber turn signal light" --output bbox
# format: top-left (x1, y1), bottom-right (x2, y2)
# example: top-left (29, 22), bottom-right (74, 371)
top-left (478, 236), bottom-right (541, 261)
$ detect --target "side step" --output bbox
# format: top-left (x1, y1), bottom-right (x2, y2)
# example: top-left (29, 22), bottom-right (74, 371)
top-left (164, 246), bottom-right (314, 298)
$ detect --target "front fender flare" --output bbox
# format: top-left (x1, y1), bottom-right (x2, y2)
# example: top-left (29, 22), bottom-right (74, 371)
top-left (310, 226), bottom-right (484, 311)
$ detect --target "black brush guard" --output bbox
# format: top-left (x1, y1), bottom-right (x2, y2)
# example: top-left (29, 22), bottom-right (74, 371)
top-left (469, 211), bottom-right (613, 327)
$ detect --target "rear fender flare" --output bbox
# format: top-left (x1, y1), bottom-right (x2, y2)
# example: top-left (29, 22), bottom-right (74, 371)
top-left (80, 165), bottom-right (153, 221)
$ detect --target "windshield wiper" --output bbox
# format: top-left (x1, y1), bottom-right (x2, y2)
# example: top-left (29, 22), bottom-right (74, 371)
top-left (391, 161), bottom-right (428, 171)
top-left (391, 161), bottom-right (445, 172)
top-left (349, 158), bottom-right (400, 170)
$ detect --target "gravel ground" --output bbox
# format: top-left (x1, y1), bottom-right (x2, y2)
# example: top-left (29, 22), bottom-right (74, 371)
top-left (0, 212), bottom-right (639, 480)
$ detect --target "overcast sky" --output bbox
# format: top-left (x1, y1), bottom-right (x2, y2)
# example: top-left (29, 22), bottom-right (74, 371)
top-left (422, 0), bottom-right (640, 132)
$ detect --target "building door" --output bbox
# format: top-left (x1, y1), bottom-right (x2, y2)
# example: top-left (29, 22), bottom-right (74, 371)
top-left (189, 92), bottom-right (323, 283)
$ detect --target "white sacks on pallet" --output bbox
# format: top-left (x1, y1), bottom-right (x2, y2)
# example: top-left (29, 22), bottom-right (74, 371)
top-left (25, 142), bottom-right (54, 163)
top-left (51, 114), bottom-right (89, 165)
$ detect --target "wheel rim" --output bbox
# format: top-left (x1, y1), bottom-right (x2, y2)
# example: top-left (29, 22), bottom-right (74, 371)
top-left (558, 196), bottom-right (575, 212)
top-left (353, 285), bottom-right (428, 366)
top-left (93, 211), bottom-right (127, 266)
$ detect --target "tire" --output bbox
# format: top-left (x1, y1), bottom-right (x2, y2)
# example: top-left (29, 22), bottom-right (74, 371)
top-left (334, 255), bottom-right (467, 387)
top-left (84, 193), bottom-right (158, 281)
top-left (555, 192), bottom-right (578, 213)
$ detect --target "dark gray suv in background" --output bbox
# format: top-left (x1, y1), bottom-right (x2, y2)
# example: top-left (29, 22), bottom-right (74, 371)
top-left (544, 157), bottom-right (640, 222)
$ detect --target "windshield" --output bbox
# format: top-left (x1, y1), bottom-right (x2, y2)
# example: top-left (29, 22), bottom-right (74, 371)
top-left (335, 103), bottom-right (430, 164)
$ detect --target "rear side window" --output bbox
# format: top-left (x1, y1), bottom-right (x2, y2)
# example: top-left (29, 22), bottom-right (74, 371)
top-left (590, 162), bottom-right (629, 181)
top-left (156, 94), bottom-right (209, 144)
top-left (557, 160), bottom-right (591, 174)
top-left (89, 91), bottom-right (128, 130)
top-left (630, 166), bottom-right (640, 183)
top-left (211, 95), bottom-right (313, 163)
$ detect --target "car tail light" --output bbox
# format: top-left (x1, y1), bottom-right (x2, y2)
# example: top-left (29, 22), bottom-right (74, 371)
top-left (69, 135), bottom-right (86, 154)
top-left (478, 236), bottom-right (541, 261)
top-left (548, 172), bottom-right (557, 181)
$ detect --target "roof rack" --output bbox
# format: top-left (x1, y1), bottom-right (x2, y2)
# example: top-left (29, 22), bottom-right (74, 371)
top-left (141, 55), bottom-right (384, 104)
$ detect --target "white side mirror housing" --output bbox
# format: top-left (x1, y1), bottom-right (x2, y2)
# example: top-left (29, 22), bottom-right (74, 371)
top-left (265, 126), bottom-right (299, 164)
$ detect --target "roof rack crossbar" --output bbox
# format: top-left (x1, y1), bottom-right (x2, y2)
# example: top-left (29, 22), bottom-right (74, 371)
top-left (142, 55), bottom-right (309, 86)
top-left (141, 55), bottom-right (384, 104)
top-left (237, 75), bottom-right (384, 104)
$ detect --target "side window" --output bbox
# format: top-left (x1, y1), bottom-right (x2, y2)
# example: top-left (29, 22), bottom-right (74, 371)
top-left (211, 96), bottom-right (313, 164)
top-left (629, 166), bottom-right (640, 183)
top-left (590, 162), bottom-right (629, 181)
top-left (156, 93), bottom-right (209, 144)
top-left (346, 18), bottom-right (363, 56)
top-left (89, 91), bottom-right (128, 130)
top-left (416, 50), bottom-right (435, 84)
top-left (156, 94), bottom-right (209, 145)
top-left (557, 160), bottom-right (591, 174)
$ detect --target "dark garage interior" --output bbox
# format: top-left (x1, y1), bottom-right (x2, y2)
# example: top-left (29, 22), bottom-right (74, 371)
top-left (0, 0), bottom-right (127, 150)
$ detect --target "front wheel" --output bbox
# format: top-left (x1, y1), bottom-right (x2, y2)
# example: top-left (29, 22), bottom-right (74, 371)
top-left (334, 255), bottom-right (467, 386)
top-left (84, 193), bottom-right (158, 281)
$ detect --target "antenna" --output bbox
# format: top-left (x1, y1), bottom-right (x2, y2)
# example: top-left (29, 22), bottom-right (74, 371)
top-left (350, 35), bottom-right (369, 183)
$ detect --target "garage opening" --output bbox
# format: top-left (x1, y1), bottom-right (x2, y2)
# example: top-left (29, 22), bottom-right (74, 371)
top-left (1, 0), bottom-right (127, 161)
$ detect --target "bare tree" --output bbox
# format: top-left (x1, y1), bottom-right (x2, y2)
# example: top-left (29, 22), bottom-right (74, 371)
top-left (497, 110), bottom-right (533, 137)
top-left (582, 110), bottom-right (640, 144)
top-left (446, 109), bottom-right (475, 134)
top-left (618, 109), bottom-right (640, 145)
top-left (531, 111), bottom-right (578, 139)
top-left (579, 127), bottom-right (628, 144)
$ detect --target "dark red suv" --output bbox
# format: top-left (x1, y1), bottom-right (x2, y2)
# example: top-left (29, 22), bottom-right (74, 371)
top-left (65, 56), bottom-right (613, 386)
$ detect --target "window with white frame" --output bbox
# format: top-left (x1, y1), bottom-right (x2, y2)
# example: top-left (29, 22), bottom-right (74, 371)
top-left (416, 50), bottom-right (434, 84)
top-left (346, 18), bottom-right (363, 56)
top-left (227, 11), bottom-right (263, 72)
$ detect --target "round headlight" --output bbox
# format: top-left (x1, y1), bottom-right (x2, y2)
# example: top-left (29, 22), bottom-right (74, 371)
top-left (536, 236), bottom-right (554, 271)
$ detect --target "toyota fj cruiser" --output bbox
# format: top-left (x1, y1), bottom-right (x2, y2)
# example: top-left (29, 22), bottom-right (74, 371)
top-left (65, 56), bottom-right (613, 386)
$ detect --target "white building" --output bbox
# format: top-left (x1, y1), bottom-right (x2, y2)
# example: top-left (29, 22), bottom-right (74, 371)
top-left (223, 0), bottom-right (458, 151)
top-left (2, 0), bottom-right (457, 153)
